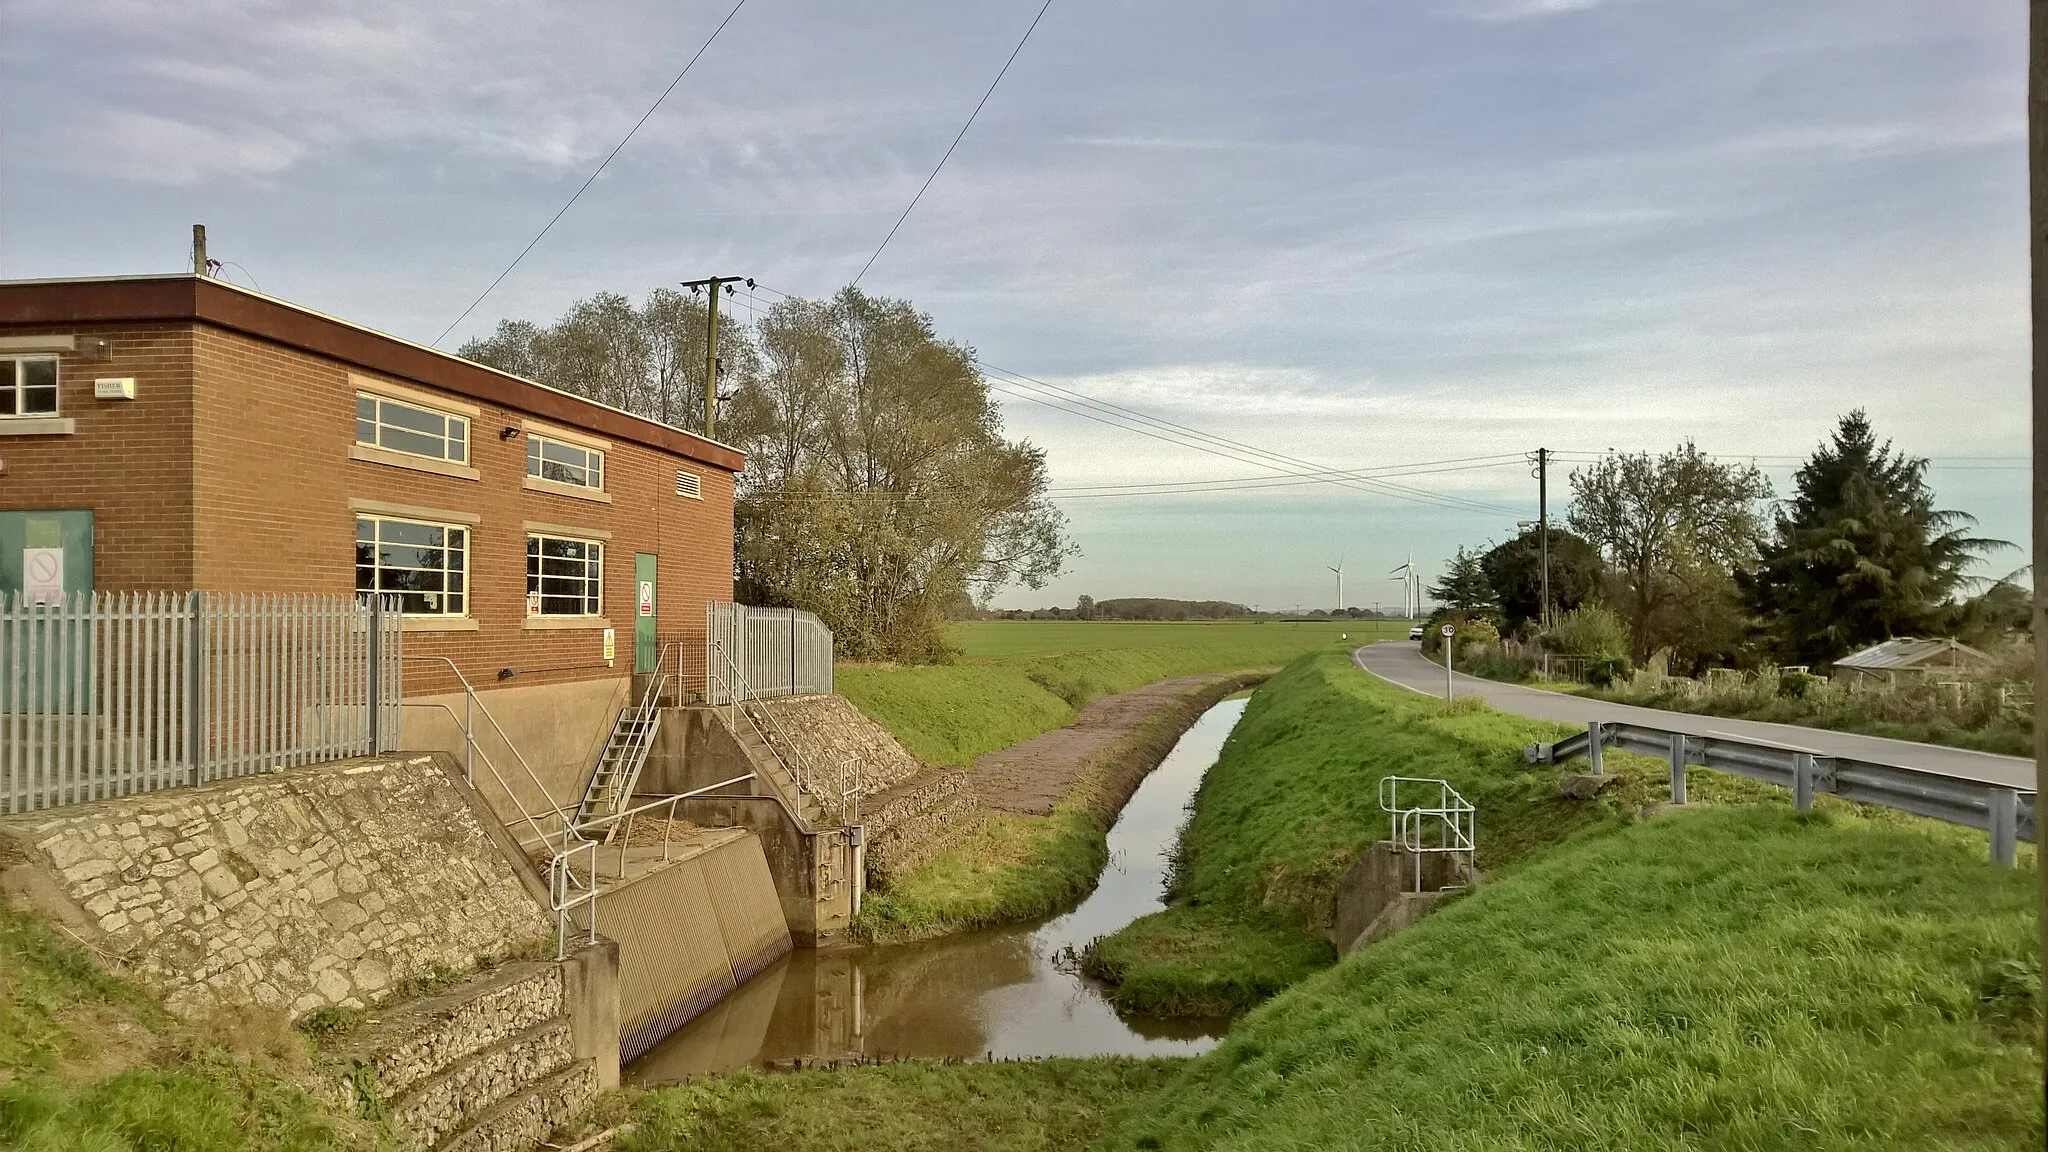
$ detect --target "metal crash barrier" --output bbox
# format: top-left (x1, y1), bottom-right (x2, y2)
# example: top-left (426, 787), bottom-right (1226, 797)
top-left (1528, 721), bottom-right (2037, 867)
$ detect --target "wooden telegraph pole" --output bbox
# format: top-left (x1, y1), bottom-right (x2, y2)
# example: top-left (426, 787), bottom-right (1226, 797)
top-left (2029, 0), bottom-right (2047, 1100)
top-left (680, 275), bottom-right (752, 440)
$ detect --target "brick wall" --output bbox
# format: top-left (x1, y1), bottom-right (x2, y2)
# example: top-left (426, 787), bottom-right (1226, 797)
top-left (0, 324), bottom-right (197, 587)
top-left (0, 320), bottom-right (734, 700)
top-left (190, 325), bottom-right (735, 697)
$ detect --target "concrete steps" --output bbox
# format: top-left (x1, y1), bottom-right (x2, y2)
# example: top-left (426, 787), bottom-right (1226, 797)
top-left (729, 720), bottom-right (829, 826)
top-left (321, 955), bottom-right (610, 1152)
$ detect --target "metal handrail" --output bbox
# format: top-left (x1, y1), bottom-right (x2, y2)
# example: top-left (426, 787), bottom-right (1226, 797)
top-left (401, 700), bottom-right (566, 852)
top-left (571, 641), bottom-right (676, 841)
top-left (402, 655), bottom-right (574, 851)
top-left (1528, 720), bottom-right (2039, 867)
top-left (1379, 775), bottom-right (1476, 893)
top-left (545, 771), bottom-right (757, 958)
top-left (708, 634), bottom-right (834, 817)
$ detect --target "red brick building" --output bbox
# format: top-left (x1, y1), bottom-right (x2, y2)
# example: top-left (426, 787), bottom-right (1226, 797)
top-left (0, 273), bottom-right (742, 811)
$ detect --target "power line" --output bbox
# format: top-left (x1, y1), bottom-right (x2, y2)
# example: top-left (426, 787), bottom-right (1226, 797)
top-left (431, 0), bottom-right (753, 348)
top-left (850, 0), bottom-right (1055, 288)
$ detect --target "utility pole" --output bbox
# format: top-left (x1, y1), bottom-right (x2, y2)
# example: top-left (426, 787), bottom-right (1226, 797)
top-left (192, 225), bottom-right (208, 276)
top-left (1536, 447), bottom-right (1551, 631)
top-left (2027, 0), bottom-right (2046, 1083)
top-left (680, 275), bottom-right (753, 441)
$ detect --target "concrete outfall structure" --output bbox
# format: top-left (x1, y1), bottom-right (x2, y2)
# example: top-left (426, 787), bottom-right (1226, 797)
top-left (1329, 841), bottom-right (1480, 956)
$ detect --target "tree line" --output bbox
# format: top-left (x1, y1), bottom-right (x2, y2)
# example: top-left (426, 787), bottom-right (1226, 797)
top-left (1426, 412), bottom-right (2024, 677)
top-left (460, 286), bottom-right (1071, 662)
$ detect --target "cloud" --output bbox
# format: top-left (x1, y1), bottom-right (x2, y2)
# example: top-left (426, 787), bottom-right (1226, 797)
top-left (91, 112), bottom-right (304, 185)
top-left (1450, 0), bottom-right (1620, 23)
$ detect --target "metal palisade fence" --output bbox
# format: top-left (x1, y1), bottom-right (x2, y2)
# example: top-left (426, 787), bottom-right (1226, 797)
top-left (705, 602), bottom-right (834, 703)
top-left (0, 591), bottom-right (403, 814)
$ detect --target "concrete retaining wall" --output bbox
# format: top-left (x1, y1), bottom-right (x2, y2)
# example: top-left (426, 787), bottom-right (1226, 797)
top-left (0, 752), bottom-right (551, 1019)
top-left (579, 829), bottom-right (792, 1061)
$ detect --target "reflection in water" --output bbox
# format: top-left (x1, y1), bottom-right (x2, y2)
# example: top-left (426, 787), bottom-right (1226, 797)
top-left (628, 698), bottom-right (1249, 1084)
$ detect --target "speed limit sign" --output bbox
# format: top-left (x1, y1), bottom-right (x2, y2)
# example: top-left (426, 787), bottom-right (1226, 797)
top-left (1440, 624), bottom-right (1454, 637)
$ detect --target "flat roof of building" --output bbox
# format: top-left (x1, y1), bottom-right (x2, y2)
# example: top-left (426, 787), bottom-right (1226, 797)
top-left (0, 274), bottom-right (744, 474)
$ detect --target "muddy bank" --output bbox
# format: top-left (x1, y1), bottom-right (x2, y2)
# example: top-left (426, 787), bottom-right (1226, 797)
top-left (967, 668), bottom-right (1272, 824)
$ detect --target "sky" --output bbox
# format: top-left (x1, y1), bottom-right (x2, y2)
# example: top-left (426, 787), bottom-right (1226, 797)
top-left (0, 0), bottom-right (2029, 612)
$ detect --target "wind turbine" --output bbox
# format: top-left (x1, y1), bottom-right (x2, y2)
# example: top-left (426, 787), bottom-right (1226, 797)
top-left (1389, 554), bottom-right (1418, 619)
top-left (1328, 559), bottom-right (1345, 614)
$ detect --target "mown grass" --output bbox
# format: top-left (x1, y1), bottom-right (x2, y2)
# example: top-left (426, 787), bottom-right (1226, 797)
top-left (838, 620), bottom-right (1400, 766)
top-left (0, 898), bottom-right (363, 1152)
top-left (625, 1057), bottom-right (1182, 1152)
top-left (1083, 650), bottom-right (1778, 1016)
top-left (1101, 805), bottom-right (2041, 1151)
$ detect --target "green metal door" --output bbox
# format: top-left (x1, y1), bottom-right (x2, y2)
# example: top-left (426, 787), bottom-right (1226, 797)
top-left (634, 553), bottom-right (657, 675)
top-left (0, 510), bottom-right (94, 604)
top-left (0, 510), bottom-right (95, 713)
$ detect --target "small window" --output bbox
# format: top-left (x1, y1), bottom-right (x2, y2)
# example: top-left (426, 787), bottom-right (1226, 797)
top-left (526, 535), bottom-right (603, 617)
top-left (2, 358), bottom-right (59, 416)
top-left (356, 392), bottom-right (469, 463)
top-left (355, 516), bottom-right (468, 615)
top-left (674, 470), bottom-right (702, 499)
top-left (527, 435), bottom-right (604, 490)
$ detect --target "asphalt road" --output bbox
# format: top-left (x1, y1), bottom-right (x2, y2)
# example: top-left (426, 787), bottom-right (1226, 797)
top-left (1353, 641), bottom-right (2037, 792)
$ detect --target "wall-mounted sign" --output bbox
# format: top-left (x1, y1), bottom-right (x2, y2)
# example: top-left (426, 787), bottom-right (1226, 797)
top-left (602, 627), bottom-right (616, 666)
top-left (526, 591), bottom-right (541, 617)
top-left (638, 580), bottom-right (654, 617)
top-left (23, 547), bottom-right (63, 605)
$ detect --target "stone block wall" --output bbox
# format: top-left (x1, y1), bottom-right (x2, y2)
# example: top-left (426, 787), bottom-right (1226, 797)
top-left (752, 693), bottom-right (924, 806)
top-left (861, 768), bottom-right (982, 886)
top-left (0, 753), bottom-right (551, 1019)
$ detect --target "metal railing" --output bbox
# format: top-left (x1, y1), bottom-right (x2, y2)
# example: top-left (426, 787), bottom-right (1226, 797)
top-left (0, 591), bottom-right (403, 814)
top-left (571, 642), bottom-right (674, 842)
top-left (1528, 721), bottom-right (2040, 867)
top-left (400, 655), bottom-right (575, 855)
top-left (1379, 775), bottom-right (1476, 892)
top-left (707, 634), bottom-right (828, 821)
top-left (544, 771), bottom-right (756, 959)
top-left (705, 602), bottom-right (833, 703)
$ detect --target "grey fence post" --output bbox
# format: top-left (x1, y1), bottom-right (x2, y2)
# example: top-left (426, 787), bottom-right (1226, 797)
top-left (1988, 788), bottom-right (2019, 868)
top-left (1587, 722), bottom-right (1603, 775)
top-left (1668, 732), bottom-right (1687, 805)
top-left (366, 594), bottom-right (383, 754)
top-left (185, 590), bottom-right (205, 785)
top-left (1793, 753), bottom-right (1814, 812)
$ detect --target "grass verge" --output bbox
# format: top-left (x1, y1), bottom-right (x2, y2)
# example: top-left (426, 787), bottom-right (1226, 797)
top-left (625, 1057), bottom-right (1182, 1152)
top-left (1082, 650), bottom-right (1788, 1017)
top-left (0, 897), bottom-right (364, 1152)
top-left (838, 620), bottom-right (1399, 767)
top-left (1101, 804), bottom-right (2040, 1150)
top-left (852, 672), bottom-right (1262, 944)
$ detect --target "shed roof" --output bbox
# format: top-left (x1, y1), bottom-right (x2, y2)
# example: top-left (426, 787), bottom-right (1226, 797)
top-left (1834, 637), bottom-right (1988, 671)
top-left (0, 274), bottom-right (744, 473)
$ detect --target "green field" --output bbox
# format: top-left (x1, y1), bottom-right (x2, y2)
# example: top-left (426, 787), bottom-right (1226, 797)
top-left (640, 650), bottom-right (2041, 1151)
top-left (838, 619), bottom-right (1405, 767)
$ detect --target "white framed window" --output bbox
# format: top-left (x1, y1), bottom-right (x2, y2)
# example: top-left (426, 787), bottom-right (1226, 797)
top-left (356, 392), bottom-right (469, 464)
top-left (355, 516), bottom-right (468, 616)
top-left (1, 357), bottom-right (60, 416)
top-left (526, 534), bottom-right (603, 617)
top-left (527, 434), bottom-right (603, 491)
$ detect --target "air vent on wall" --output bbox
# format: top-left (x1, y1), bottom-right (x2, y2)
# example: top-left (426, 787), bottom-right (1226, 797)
top-left (675, 470), bottom-right (702, 499)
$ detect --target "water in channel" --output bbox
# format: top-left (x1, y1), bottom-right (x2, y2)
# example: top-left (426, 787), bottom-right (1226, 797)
top-left (626, 696), bottom-right (1248, 1083)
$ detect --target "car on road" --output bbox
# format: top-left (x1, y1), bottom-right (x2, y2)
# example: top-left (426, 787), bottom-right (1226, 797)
top-left (1408, 625), bottom-right (1425, 640)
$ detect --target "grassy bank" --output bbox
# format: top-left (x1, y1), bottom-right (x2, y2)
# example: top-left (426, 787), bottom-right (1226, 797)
top-left (626, 1058), bottom-right (1179, 1152)
top-left (627, 654), bottom-right (2040, 1150)
top-left (838, 620), bottom-right (1400, 767)
top-left (852, 672), bottom-right (1261, 943)
top-left (0, 897), bottom-right (362, 1152)
top-left (1101, 804), bottom-right (2040, 1150)
top-left (1083, 650), bottom-right (1775, 1016)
